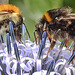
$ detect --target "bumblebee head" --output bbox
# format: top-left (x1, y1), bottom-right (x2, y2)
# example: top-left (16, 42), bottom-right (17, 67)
top-left (35, 22), bottom-right (43, 40)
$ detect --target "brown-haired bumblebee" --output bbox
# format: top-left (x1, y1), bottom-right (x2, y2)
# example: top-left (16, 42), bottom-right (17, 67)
top-left (0, 4), bottom-right (23, 41)
top-left (35, 8), bottom-right (75, 58)
top-left (0, 4), bottom-right (30, 42)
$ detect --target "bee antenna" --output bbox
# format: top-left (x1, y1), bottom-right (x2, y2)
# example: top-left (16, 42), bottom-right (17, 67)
top-left (33, 30), bottom-right (37, 44)
top-left (23, 23), bottom-right (31, 39)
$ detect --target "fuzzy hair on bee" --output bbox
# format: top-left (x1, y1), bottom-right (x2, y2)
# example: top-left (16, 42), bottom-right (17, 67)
top-left (35, 7), bottom-right (75, 58)
top-left (35, 7), bottom-right (75, 41)
top-left (0, 4), bottom-right (23, 41)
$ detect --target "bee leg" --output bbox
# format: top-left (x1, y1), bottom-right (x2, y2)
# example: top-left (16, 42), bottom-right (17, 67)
top-left (47, 30), bottom-right (52, 42)
top-left (13, 27), bottom-right (17, 39)
top-left (46, 29), bottom-right (61, 58)
top-left (43, 29), bottom-right (52, 42)
top-left (33, 30), bottom-right (42, 45)
top-left (46, 40), bottom-right (56, 58)
top-left (65, 39), bottom-right (69, 47)
top-left (33, 35), bottom-right (39, 43)
top-left (15, 26), bottom-right (22, 43)
top-left (33, 30), bottom-right (39, 44)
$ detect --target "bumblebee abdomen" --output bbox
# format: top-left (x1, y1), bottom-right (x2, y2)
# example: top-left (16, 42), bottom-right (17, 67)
top-left (40, 8), bottom-right (72, 25)
top-left (48, 8), bottom-right (72, 19)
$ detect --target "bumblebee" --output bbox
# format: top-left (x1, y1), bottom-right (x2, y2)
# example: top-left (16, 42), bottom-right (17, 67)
top-left (35, 8), bottom-right (75, 58)
top-left (0, 4), bottom-right (23, 41)
top-left (0, 4), bottom-right (30, 42)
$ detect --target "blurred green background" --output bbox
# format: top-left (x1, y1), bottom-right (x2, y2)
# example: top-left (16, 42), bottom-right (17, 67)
top-left (9, 0), bottom-right (75, 41)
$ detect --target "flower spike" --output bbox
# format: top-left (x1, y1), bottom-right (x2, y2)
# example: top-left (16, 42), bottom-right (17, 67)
top-left (17, 62), bottom-right (21, 75)
top-left (13, 42), bottom-right (20, 61)
top-left (22, 24), bottom-right (26, 44)
top-left (38, 31), bottom-right (47, 59)
top-left (9, 21), bottom-right (15, 42)
top-left (6, 33), bottom-right (11, 54)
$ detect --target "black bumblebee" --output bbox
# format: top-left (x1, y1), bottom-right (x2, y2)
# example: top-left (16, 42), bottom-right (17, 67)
top-left (34, 8), bottom-right (75, 58)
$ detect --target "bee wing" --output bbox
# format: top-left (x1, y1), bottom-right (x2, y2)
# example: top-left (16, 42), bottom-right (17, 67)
top-left (67, 13), bottom-right (75, 17)
top-left (0, 11), bottom-right (9, 15)
top-left (56, 13), bottom-right (75, 20)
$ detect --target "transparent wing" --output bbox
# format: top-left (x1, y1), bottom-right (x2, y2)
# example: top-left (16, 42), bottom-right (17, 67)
top-left (63, 14), bottom-right (75, 19)
top-left (56, 13), bottom-right (75, 20)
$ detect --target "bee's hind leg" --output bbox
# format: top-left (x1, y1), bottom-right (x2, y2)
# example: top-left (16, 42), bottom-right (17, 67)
top-left (46, 39), bottom-right (56, 58)
top-left (46, 30), bottom-right (52, 42)
top-left (46, 29), bottom-right (61, 58)
top-left (65, 39), bottom-right (70, 48)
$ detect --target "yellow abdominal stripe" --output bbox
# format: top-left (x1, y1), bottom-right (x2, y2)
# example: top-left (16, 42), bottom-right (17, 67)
top-left (44, 12), bottom-right (52, 22)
